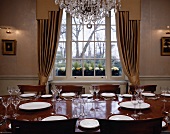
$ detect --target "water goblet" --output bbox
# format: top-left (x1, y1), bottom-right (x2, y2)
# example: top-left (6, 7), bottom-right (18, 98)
top-left (72, 98), bottom-right (79, 118)
top-left (94, 86), bottom-right (100, 101)
top-left (137, 96), bottom-right (144, 115)
top-left (131, 94), bottom-right (139, 118)
top-left (14, 87), bottom-right (20, 96)
top-left (89, 86), bottom-right (95, 99)
top-left (7, 86), bottom-right (14, 97)
top-left (1, 97), bottom-right (11, 119)
top-left (51, 85), bottom-right (57, 102)
top-left (12, 97), bottom-right (20, 118)
top-left (57, 86), bottom-right (62, 101)
top-left (161, 86), bottom-right (167, 102)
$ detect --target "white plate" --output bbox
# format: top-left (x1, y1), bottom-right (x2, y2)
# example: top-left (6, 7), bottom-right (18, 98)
top-left (119, 101), bottom-right (150, 109)
top-left (109, 115), bottom-right (134, 120)
top-left (0, 97), bottom-right (2, 99)
top-left (162, 121), bottom-right (167, 127)
top-left (161, 93), bottom-right (170, 97)
top-left (41, 94), bottom-right (52, 98)
top-left (81, 94), bottom-right (93, 98)
top-left (122, 94), bottom-right (132, 98)
top-left (42, 115), bottom-right (67, 121)
top-left (79, 119), bottom-right (99, 129)
top-left (19, 102), bottom-right (51, 110)
top-left (8, 123), bottom-right (11, 129)
top-left (142, 93), bottom-right (155, 97)
top-left (61, 92), bottom-right (76, 97)
top-left (101, 93), bottom-right (115, 98)
top-left (20, 93), bottom-right (36, 98)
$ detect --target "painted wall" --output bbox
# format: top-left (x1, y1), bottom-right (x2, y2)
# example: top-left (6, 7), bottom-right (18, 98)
top-left (0, 0), bottom-right (38, 95)
top-left (0, 0), bottom-right (170, 95)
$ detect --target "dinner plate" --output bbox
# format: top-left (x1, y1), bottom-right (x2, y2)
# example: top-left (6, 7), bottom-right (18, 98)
top-left (61, 92), bottom-right (76, 97)
top-left (20, 93), bottom-right (36, 98)
top-left (81, 94), bottom-right (93, 98)
top-left (79, 119), bottom-right (99, 129)
top-left (101, 93), bottom-right (115, 98)
top-left (109, 115), bottom-right (134, 120)
top-left (162, 121), bottom-right (167, 128)
top-left (119, 101), bottom-right (150, 109)
top-left (142, 93), bottom-right (155, 97)
top-left (161, 93), bottom-right (170, 97)
top-left (42, 115), bottom-right (68, 121)
top-left (19, 102), bottom-right (51, 110)
top-left (8, 123), bottom-right (11, 129)
top-left (121, 94), bottom-right (132, 98)
top-left (41, 94), bottom-right (52, 98)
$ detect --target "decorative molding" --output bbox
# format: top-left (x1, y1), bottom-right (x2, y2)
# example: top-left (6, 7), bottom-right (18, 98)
top-left (0, 75), bottom-right (38, 80)
top-left (140, 75), bottom-right (170, 81)
top-left (50, 80), bottom-right (128, 85)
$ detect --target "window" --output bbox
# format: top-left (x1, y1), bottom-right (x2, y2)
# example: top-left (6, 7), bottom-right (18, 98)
top-left (54, 10), bottom-right (122, 81)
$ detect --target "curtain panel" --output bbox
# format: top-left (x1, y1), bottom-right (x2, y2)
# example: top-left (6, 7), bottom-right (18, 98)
top-left (116, 11), bottom-right (140, 85)
top-left (37, 10), bottom-right (63, 85)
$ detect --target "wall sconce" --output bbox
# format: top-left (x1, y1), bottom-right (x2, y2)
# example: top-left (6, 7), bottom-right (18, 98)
top-left (166, 26), bottom-right (170, 34)
top-left (0, 26), bottom-right (12, 34)
top-left (6, 28), bottom-right (11, 34)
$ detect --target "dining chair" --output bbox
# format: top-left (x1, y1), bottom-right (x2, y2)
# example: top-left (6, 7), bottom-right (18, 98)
top-left (10, 118), bottom-right (78, 134)
top-left (95, 84), bottom-right (120, 94)
top-left (17, 85), bottom-right (46, 95)
top-left (55, 85), bottom-right (84, 95)
top-left (129, 85), bottom-right (157, 94)
top-left (98, 117), bottom-right (163, 134)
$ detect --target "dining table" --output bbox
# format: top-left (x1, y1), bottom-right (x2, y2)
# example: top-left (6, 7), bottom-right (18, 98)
top-left (0, 93), bottom-right (170, 134)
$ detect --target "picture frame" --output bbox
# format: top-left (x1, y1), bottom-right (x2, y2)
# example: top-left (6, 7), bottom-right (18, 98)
top-left (161, 37), bottom-right (170, 56)
top-left (2, 39), bottom-right (17, 55)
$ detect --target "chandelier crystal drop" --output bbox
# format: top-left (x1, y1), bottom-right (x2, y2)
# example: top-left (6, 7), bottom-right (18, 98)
top-left (55, 0), bottom-right (121, 23)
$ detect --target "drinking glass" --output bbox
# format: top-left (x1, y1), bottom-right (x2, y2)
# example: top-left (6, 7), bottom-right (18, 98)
top-left (137, 96), bottom-right (144, 115)
top-left (1, 97), bottom-right (11, 119)
top-left (57, 86), bottom-right (62, 101)
top-left (131, 94), bottom-right (139, 118)
top-left (94, 86), bottom-right (100, 101)
top-left (51, 85), bottom-right (57, 102)
top-left (89, 86), bottom-right (95, 100)
top-left (7, 86), bottom-right (14, 97)
top-left (12, 97), bottom-right (20, 118)
top-left (72, 98), bottom-right (79, 118)
top-left (161, 86), bottom-right (167, 102)
top-left (79, 98), bottom-right (86, 118)
top-left (14, 87), bottom-right (20, 96)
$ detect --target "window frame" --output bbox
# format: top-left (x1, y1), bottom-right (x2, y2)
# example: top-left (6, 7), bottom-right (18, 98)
top-left (53, 12), bottom-right (125, 82)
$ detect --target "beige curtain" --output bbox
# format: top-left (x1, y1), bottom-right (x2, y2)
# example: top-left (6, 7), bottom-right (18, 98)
top-left (116, 11), bottom-right (140, 85)
top-left (37, 10), bottom-right (63, 85)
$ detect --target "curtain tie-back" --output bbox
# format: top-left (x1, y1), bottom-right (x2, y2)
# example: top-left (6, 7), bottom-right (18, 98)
top-left (39, 75), bottom-right (48, 85)
top-left (129, 75), bottom-right (140, 85)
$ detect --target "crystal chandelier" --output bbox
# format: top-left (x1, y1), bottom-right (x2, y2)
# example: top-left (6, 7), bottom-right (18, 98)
top-left (55, 0), bottom-right (121, 23)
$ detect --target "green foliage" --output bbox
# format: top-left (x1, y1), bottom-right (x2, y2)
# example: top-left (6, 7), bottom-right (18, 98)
top-left (73, 62), bottom-right (80, 68)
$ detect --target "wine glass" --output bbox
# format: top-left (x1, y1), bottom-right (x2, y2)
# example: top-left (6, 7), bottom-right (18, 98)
top-left (131, 94), bottom-right (139, 118)
top-left (161, 86), bottom-right (167, 102)
top-left (14, 87), bottom-right (20, 96)
top-left (137, 96), bottom-right (144, 115)
top-left (94, 86), bottom-right (100, 101)
top-left (51, 85), bottom-right (57, 102)
top-left (72, 98), bottom-right (79, 118)
top-left (57, 86), bottom-right (62, 101)
top-left (1, 97), bottom-right (11, 119)
top-left (89, 86), bottom-right (95, 100)
top-left (12, 97), bottom-right (20, 118)
top-left (7, 86), bottom-right (14, 97)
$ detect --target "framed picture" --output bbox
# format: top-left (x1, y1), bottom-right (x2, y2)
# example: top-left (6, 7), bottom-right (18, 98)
top-left (161, 37), bottom-right (170, 56)
top-left (2, 39), bottom-right (17, 55)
